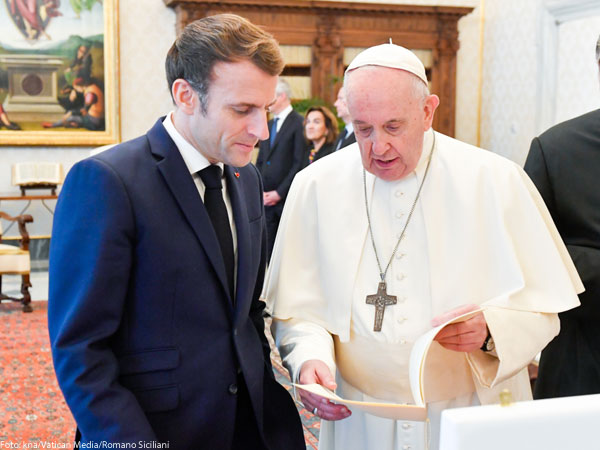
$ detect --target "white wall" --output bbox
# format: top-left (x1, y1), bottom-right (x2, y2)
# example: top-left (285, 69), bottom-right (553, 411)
top-left (555, 16), bottom-right (600, 124)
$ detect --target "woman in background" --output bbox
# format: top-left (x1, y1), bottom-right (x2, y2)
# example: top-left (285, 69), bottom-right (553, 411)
top-left (302, 105), bottom-right (339, 168)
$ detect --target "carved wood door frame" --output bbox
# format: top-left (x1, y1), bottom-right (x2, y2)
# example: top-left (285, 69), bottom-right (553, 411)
top-left (164, 0), bottom-right (472, 137)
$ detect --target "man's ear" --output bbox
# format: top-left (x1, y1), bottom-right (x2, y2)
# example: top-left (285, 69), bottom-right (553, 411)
top-left (171, 79), bottom-right (197, 115)
top-left (423, 94), bottom-right (440, 130)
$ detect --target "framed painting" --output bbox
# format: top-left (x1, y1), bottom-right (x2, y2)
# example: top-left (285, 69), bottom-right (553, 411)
top-left (0, 0), bottom-right (120, 146)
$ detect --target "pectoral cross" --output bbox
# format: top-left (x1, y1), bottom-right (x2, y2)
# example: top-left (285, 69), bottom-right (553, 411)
top-left (365, 282), bottom-right (397, 332)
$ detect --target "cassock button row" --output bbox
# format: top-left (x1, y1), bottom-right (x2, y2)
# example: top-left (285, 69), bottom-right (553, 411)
top-left (397, 317), bottom-right (407, 324)
top-left (395, 190), bottom-right (403, 197)
top-left (400, 339), bottom-right (407, 345)
top-left (402, 445), bottom-right (411, 450)
top-left (398, 296), bottom-right (407, 303)
top-left (228, 383), bottom-right (238, 395)
top-left (402, 423), bottom-right (412, 430)
top-left (395, 211), bottom-right (405, 219)
top-left (397, 273), bottom-right (406, 281)
top-left (395, 252), bottom-right (405, 260)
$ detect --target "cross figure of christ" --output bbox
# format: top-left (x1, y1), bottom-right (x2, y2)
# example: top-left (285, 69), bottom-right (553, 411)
top-left (365, 282), bottom-right (397, 332)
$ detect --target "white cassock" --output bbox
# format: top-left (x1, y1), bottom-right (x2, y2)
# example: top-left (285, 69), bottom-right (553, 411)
top-left (264, 129), bottom-right (583, 450)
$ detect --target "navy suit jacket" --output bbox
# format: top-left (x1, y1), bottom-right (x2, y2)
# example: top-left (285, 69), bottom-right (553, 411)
top-left (48, 119), bottom-right (303, 448)
top-left (334, 128), bottom-right (356, 151)
top-left (255, 110), bottom-right (306, 202)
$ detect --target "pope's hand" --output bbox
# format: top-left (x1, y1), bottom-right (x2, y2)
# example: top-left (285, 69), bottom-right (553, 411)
top-left (298, 359), bottom-right (352, 421)
top-left (431, 304), bottom-right (488, 353)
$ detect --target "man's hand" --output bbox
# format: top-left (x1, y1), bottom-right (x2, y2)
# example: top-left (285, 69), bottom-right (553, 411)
top-left (298, 360), bottom-right (352, 421)
top-left (431, 304), bottom-right (488, 353)
top-left (263, 190), bottom-right (281, 206)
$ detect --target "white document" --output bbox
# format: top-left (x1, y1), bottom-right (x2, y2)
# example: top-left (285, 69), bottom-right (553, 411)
top-left (294, 308), bottom-right (483, 421)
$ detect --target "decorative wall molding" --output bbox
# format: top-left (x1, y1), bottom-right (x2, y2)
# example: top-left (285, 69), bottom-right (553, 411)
top-left (545, 0), bottom-right (600, 24)
top-left (164, 0), bottom-right (473, 137)
top-left (536, 0), bottom-right (600, 133)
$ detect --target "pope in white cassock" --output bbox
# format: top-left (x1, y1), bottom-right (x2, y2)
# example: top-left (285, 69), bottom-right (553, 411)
top-left (264, 43), bottom-right (583, 450)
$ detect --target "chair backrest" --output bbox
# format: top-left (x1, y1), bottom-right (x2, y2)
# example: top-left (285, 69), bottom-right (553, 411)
top-left (0, 211), bottom-right (33, 250)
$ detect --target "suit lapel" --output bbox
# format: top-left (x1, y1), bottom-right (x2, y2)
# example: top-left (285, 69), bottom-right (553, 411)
top-left (266, 113), bottom-right (295, 159)
top-left (224, 166), bottom-right (252, 322)
top-left (148, 119), bottom-right (232, 304)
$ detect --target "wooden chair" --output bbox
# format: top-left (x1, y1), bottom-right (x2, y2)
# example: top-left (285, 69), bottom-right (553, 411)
top-left (0, 211), bottom-right (33, 312)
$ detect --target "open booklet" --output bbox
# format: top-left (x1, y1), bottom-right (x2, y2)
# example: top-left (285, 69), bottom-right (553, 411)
top-left (293, 308), bottom-right (483, 421)
top-left (12, 162), bottom-right (64, 187)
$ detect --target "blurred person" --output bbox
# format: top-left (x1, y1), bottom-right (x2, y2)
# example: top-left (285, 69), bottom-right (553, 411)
top-left (333, 86), bottom-right (356, 151)
top-left (302, 105), bottom-right (338, 167)
top-left (255, 78), bottom-right (306, 259)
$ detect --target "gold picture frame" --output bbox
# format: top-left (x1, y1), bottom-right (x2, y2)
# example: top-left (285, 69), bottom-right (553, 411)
top-left (0, 0), bottom-right (120, 146)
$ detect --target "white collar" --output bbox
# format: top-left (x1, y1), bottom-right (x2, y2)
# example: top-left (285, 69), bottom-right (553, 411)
top-left (162, 112), bottom-right (224, 176)
top-left (274, 104), bottom-right (293, 123)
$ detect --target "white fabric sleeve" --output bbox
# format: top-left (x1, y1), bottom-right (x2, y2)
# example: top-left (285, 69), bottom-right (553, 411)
top-left (272, 318), bottom-right (337, 384)
top-left (466, 307), bottom-right (559, 388)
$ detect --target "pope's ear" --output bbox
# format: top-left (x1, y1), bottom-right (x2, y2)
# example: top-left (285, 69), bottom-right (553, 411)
top-left (171, 78), bottom-right (197, 115)
top-left (423, 94), bottom-right (440, 130)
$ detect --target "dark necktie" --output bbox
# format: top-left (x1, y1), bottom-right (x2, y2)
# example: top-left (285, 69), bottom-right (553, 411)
top-left (199, 165), bottom-right (235, 300)
top-left (269, 117), bottom-right (279, 147)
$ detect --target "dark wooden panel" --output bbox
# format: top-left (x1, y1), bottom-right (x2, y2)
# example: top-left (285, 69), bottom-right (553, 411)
top-left (164, 0), bottom-right (473, 137)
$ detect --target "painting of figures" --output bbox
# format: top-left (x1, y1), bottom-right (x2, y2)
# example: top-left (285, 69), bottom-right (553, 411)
top-left (0, 0), bottom-right (119, 145)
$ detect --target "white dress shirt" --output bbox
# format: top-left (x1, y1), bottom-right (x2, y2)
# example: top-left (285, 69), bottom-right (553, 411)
top-left (162, 112), bottom-right (238, 277)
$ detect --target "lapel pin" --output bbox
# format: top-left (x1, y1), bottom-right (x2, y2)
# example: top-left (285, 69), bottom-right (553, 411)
top-left (234, 171), bottom-right (240, 178)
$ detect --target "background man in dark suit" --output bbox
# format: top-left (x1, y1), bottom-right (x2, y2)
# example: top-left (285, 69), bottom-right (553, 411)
top-left (255, 79), bottom-right (306, 259)
top-left (48, 14), bottom-right (304, 449)
top-left (333, 86), bottom-right (356, 151)
top-left (524, 35), bottom-right (600, 400)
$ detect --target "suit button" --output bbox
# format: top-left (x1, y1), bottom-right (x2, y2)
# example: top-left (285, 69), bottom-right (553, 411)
top-left (228, 383), bottom-right (238, 395)
top-left (233, 328), bottom-right (238, 337)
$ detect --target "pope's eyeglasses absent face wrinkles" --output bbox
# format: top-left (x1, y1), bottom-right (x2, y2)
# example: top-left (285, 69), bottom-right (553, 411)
top-left (345, 65), bottom-right (439, 182)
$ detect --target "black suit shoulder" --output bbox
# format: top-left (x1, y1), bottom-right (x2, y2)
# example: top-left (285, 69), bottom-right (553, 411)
top-left (285, 110), bottom-right (305, 128)
top-left (535, 109), bottom-right (600, 156)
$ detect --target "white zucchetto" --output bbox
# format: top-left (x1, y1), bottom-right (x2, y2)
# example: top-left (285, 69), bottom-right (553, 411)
top-left (345, 43), bottom-right (428, 85)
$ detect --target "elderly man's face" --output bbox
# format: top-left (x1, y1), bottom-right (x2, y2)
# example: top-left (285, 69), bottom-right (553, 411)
top-left (345, 66), bottom-right (438, 181)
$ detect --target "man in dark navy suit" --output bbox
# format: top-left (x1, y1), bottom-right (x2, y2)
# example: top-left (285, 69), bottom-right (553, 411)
top-left (255, 79), bottom-right (306, 259)
top-left (48, 14), bottom-right (304, 449)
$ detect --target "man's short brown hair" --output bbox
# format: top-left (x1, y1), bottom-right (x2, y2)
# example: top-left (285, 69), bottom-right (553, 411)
top-left (165, 13), bottom-right (284, 112)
